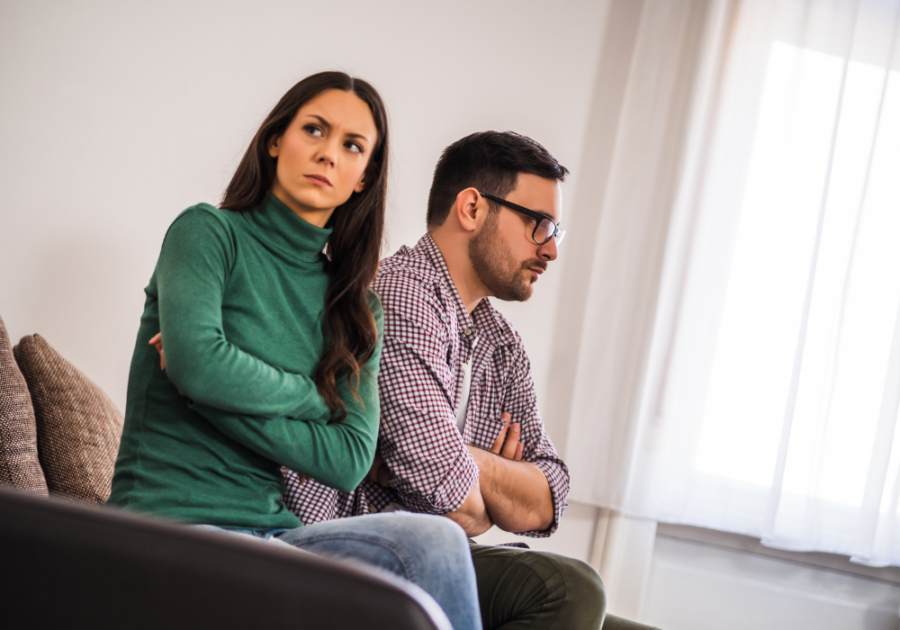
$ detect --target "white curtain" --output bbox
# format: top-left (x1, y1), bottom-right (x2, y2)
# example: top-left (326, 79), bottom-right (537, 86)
top-left (556, 0), bottom-right (900, 567)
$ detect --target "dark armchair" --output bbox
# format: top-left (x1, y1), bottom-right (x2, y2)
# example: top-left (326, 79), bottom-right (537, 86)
top-left (0, 487), bottom-right (450, 630)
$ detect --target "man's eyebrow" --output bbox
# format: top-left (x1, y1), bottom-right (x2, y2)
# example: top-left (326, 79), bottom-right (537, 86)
top-left (537, 203), bottom-right (561, 222)
top-left (525, 204), bottom-right (558, 222)
top-left (307, 114), bottom-right (371, 144)
top-left (539, 212), bottom-right (560, 225)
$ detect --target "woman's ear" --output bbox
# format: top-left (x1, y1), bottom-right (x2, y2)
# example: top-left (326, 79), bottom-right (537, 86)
top-left (268, 135), bottom-right (281, 158)
top-left (354, 175), bottom-right (366, 194)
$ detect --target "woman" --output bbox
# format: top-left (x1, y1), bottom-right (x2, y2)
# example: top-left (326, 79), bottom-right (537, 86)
top-left (108, 71), bottom-right (481, 630)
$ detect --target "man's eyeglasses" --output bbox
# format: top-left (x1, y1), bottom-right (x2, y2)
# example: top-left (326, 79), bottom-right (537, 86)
top-left (479, 191), bottom-right (565, 246)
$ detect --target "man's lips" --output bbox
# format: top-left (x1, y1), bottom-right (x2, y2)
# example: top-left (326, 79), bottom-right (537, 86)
top-left (524, 262), bottom-right (547, 281)
top-left (304, 174), bottom-right (332, 187)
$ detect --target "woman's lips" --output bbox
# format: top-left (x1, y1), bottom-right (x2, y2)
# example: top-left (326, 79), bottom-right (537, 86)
top-left (304, 174), bottom-right (332, 187)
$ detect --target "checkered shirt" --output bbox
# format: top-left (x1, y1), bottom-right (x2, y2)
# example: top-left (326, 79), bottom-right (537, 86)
top-left (283, 233), bottom-right (570, 537)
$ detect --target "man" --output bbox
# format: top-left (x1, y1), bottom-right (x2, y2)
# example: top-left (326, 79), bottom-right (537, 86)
top-left (285, 132), bottom-right (654, 630)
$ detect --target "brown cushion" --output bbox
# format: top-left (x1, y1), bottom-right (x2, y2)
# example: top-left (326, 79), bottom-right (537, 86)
top-left (0, 316), bottom-right (48, 495)
top-left (14, 334), bottom-right (123, 504)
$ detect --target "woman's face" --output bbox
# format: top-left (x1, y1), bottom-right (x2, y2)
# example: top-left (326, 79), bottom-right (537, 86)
top-left (268, 89), bottom-right (377, 227)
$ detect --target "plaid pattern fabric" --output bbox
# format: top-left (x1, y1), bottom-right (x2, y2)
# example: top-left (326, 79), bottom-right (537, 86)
top-left (284, 234), bottom-right (569, 537)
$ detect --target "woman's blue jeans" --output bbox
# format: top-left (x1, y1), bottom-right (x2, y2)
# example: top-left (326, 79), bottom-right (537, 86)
top-left (199, 512), bottom-right (482, 630)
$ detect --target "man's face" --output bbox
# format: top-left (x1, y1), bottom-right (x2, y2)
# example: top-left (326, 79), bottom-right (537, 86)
top-left (469, 174), bottom-right (563, 302)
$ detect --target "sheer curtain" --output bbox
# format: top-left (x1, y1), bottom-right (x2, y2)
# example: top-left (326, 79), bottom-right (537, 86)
top-left (558, 0), bottom-right (900, 567)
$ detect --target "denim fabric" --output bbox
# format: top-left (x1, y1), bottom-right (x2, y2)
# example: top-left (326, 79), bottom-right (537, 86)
top-left (198, 513), bottom-right (481, 630)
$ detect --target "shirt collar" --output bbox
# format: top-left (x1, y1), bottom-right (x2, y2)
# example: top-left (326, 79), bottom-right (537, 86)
top-left (414, 233), bottom-right (518, 347)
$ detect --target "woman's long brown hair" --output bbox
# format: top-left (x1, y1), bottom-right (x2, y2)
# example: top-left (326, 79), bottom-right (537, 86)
top-left (221, 71), bottom-right (388, 421)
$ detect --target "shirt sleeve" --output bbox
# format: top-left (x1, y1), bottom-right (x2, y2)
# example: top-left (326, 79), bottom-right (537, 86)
top-left (502, 344), bottom-right (570, 537)
top-left (374, 271), bottom-right (479, 514)
top-left (154, 207), bottom-right (331, 422)
top-left (190, 294), bottom-right (384, 494)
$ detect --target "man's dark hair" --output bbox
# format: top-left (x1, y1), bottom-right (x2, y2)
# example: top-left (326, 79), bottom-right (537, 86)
top-left (426, 131), bottom-right (569, 227)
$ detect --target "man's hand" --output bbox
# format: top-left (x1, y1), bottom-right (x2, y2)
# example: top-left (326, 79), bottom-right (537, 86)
top-left (371, 410), bottom-right (544, 537)
top-left (489, 412), bottom-right (524, 461)
top-left (442, 412), bottom-right (534, 537)
top-left (149, 333), bottom-right (166, 370)
top-left (367, 452), bottom-right (391, 488)
top-left (465, 413), bottom-right (554, 533)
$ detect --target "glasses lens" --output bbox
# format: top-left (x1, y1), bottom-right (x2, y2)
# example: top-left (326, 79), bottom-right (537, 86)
top-left (555, 229), bottom-right (566, 245)
top-left (534, 218), bottom-right (557, 245)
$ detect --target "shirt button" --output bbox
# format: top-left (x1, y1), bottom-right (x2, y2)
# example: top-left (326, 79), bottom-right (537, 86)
top-left (464, 328), bottom-right (472, 336)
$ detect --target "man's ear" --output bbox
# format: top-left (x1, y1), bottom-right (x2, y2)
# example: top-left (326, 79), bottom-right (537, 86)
top-left (454, 188), bottom-right (482, 233)
top-left (354, 174), bottom-right (366, 194)
top-left (268, 135), bottom-right (281, 159)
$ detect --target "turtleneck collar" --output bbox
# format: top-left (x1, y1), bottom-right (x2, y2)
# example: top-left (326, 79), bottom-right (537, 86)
top-left (240, 192), bottom-right (333, 264)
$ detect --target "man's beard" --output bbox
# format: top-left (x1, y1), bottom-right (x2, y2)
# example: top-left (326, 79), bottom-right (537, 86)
top-left (469, 214), bottom-right (543, 302)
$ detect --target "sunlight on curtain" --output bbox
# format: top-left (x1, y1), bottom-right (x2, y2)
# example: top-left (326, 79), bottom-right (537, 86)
top-left (695, 41), bottom-right (900, 558)
top-left (625, 0), bottom-right (900, 566)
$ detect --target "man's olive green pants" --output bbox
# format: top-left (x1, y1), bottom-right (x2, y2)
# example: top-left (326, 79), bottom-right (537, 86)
top-left (470, 542), bottom-right (662, 630)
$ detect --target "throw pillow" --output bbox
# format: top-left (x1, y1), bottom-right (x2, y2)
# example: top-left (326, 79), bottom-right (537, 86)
top-left (14, 334), bottom-right (123, 504)
top-left (0, 315), bottom-right (48, 495)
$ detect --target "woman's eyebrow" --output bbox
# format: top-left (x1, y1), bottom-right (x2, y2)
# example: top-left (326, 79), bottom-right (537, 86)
top-left (307, 114), bottom-right (371, 144)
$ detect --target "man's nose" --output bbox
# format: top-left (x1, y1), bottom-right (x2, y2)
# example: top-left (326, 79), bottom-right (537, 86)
top-left (537, 237), bottom-right (558, 261)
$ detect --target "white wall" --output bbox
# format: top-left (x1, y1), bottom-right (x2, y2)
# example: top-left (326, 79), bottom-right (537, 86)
top-left (0, 0), bottom-right (609, 413)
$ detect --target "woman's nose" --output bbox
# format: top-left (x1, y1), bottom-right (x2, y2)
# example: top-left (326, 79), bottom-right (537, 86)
top-left (316, 138), bottom-right (339, 166)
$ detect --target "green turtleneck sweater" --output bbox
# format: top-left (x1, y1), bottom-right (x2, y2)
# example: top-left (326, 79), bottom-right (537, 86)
top-left (108, 195), bottom-right (382, 530)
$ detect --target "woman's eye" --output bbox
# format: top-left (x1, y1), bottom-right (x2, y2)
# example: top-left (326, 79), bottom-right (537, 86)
top-left (345, 141), bottom-right (363, 154)
top-left (304, 125), bottom-right (323, 137)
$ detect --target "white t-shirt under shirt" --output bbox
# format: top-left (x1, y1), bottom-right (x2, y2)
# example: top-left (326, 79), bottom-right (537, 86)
top-left (456, 335), bottom-right (478, 433)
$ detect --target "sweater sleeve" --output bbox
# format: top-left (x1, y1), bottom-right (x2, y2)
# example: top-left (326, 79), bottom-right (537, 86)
top-left (155, 207), bottom-right (331, 421)
top-left (190, 295), bottom-right (384, 493)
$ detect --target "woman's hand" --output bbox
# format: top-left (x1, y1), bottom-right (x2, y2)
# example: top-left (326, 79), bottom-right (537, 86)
top-left (367, 452), bottom-right (391, 488)
top-left (149, 333), bottom-right (166, 370)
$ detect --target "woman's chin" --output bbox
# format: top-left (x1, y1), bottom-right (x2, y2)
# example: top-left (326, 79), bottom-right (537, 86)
top-left (274, 187), bottom-right (336, 216)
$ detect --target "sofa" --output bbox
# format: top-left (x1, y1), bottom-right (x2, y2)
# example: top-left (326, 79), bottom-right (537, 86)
top-left (0, 314), bottom-right (448, 629)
